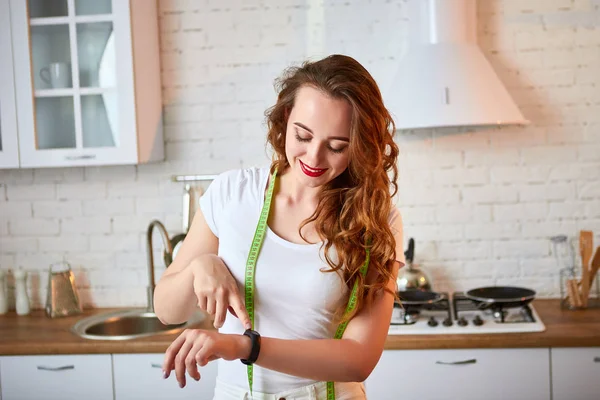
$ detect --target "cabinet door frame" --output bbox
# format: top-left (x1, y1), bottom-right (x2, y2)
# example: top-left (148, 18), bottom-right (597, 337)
top-left (366, 348), bottom-right (551, 400)
top-left (0, 354), bottom-right (114, 400)
top-left (0, 0), bottom-right (20, 169)
top-left (112, 353), bottom-right (218, 400)
top-left (551, 347), bottom-right (600, 400)
top-left (9, 0), bottom-right (138, 168)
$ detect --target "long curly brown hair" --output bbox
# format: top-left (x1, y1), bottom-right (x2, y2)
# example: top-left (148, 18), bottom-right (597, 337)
top-left (264, 54), bottom-right (400, 324)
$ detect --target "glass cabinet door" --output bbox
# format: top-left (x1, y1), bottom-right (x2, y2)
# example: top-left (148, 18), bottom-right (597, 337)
top-left (0, 0), bottom-right (20, 168)
top-left (10, 0), bottom-right (134, 167)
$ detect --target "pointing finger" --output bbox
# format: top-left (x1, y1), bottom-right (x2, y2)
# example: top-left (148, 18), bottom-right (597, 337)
top-left (229, 292), bottom-right (251, 330)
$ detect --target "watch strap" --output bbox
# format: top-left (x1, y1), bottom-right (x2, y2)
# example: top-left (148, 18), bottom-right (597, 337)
top-left (240, 329), bottom-right (261, 365)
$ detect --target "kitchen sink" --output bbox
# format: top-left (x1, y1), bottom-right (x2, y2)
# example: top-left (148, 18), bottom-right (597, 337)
top-left (71, 309), bottom-right (206, 340)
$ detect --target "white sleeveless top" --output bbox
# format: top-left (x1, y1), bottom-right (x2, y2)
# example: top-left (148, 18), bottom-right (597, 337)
top-left (199, 166), bottom-right (405, 394)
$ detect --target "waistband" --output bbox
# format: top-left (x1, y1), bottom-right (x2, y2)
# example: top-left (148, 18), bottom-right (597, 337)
top-left (213, 379), bottom-right (365, 400)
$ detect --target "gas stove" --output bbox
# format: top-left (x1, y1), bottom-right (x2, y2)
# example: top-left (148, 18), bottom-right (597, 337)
top-left (387, 291), bottom-right (546, 335)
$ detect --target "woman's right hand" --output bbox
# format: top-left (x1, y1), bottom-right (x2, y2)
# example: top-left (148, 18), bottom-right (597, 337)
top-left (189, 254), bottom-right (251, 330)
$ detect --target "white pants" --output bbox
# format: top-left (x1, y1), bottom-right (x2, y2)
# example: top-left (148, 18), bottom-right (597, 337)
top-left (213, 379), bottom-right (367, 400)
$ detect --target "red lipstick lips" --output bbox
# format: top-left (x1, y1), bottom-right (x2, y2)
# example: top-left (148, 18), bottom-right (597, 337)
top-left (299, 160), bottom-right (327, 177)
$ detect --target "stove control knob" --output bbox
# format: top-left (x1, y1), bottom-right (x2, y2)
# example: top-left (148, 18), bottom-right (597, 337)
top-left (427, 317), bottom-right (438, 327)
top-left (442, 317), bottom-right (453, 327)
top-left (458, 317), bottom-right (468, 326)
top-left (473, 315), bottom-right (484, 326)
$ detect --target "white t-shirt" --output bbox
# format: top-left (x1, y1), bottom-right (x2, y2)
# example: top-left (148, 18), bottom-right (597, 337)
top-left (199, 166), bottom-right (405, 393)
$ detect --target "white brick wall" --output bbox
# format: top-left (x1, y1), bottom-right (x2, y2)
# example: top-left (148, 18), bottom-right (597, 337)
top-left (0, 0), bottom-right (599, 309)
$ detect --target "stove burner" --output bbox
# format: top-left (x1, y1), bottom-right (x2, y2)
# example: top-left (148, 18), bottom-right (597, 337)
top-left (388, 287), bottom-right (545, 335)
top-left (392, 292), bottom-right (453, 326)
top-left (453, 292), bottom-right (537, 324)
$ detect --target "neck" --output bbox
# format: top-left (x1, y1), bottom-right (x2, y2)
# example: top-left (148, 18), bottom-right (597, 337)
top-left (278, 167), bottom-right (320, 206)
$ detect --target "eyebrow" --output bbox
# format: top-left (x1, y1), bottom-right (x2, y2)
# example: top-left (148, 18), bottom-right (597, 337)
top-left (293, 122), bottom-right (350, 142)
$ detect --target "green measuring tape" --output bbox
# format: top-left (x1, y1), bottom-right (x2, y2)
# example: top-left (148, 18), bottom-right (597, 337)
top-left (244, 168), bottom-right (370, 399)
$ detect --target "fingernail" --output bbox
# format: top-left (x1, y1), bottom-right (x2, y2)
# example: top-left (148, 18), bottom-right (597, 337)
top-left (162, 370), bottom-right (167, 379)
top-left (179, 382), bottom-right (184, 388)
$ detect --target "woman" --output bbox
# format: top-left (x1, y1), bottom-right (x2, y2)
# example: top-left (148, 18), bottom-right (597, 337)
top-left (154, 54), bottom-right (405, 400)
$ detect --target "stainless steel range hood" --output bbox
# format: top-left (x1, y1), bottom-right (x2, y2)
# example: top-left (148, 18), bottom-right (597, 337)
top-left (387, 0), bottom-right (529, 130)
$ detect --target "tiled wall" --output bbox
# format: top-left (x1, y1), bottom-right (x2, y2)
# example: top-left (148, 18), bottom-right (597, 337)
top-left (1, 0), bottom-right (599, 309)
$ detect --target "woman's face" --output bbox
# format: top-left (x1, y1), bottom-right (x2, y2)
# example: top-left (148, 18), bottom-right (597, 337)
top-left (284, 86), bottom-right (352, 188)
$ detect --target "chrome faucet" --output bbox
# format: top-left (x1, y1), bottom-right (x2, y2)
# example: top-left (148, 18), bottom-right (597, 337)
top-left (146, 220), bottom-right (174, 312)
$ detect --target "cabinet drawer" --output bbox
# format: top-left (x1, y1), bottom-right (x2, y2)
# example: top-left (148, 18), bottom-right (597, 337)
top-left (366, 348), bottom-right (550, 400)
top-left (113, 353), bottom-right (218, 400)
top-left (0, 354), bottom-right (113, 400)
top-left (551, 347), bottom-right (600, 400)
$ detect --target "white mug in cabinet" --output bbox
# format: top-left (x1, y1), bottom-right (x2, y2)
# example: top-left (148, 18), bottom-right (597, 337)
top-left (40, 62), bottom-right (71, 88)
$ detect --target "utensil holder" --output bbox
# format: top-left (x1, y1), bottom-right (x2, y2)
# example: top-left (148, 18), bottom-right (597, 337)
top-left (559, 267), bottom-right (600, 310)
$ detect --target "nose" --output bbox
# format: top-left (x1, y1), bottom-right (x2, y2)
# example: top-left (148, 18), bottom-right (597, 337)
top-left (305, 142), bottom-right (324, 166)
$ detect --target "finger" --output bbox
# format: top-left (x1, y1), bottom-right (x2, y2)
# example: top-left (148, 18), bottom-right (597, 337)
top-left (197, 294), bottom-right (208, 312)
top-left (214, 293), bottom-right (227, 329)
top-left (186, 341), bottom-right (205, 381)
top-left (194, 338), bottom-right (214, 368)
top-left (206, 295), bottom-right (217, 315)
top-left (229, 292), bottom-right (251, 329)
top-left (162, 331), bottom-right (188, 378)
top-left (197, 353), bottom-right (219, 367)
top-left (175, 335), bottom-right (195, 388)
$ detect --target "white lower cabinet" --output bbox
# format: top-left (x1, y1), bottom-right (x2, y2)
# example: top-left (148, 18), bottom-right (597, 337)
top-left (365, 348), bottom-right (551, 400)
top-left (0, 354), bottom-right (113, 400)
top-left (112, 353), bottom-right (218, 400)
top-left (2, 348), bottom-right (598, 400)
top-left (551, 347), bottom-right (600, 400)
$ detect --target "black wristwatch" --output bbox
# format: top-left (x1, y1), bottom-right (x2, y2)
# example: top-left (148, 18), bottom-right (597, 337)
top-left (240, 329), bottom-right (261, 365)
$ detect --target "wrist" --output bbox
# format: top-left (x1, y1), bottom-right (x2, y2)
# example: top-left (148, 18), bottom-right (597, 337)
top-left (240, 329), bottom-right (261, 365)
top-left (237, 333), bottom-right (252, 360)
top-left (188, 254), bottom-right (214, 279)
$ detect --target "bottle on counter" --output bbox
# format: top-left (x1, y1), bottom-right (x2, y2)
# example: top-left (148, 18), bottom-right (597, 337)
top-left (0, 269), bottom-right (8, 315)
top-left (14, 268), bottom-right (30, 316)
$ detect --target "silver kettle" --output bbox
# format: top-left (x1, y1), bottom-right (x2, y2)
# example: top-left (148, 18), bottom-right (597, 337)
top-left (396, 238), bottom-right (433, 291)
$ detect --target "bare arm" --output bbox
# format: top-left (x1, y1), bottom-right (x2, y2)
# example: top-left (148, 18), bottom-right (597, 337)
top-left (153, 209), bottom-right (218, 325)
top-left (251, 261), bottom-right (401, 382)
top-left (230, 209), bottom-right (405, 381)
top-left (162, 208), bottom-right (406, 386)
top-left (164, 260), bottom-right (401, 386)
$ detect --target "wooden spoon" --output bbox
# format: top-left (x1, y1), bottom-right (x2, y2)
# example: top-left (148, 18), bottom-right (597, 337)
top-left (579, 231), bottom-right (593, 307)
top-left (589, 246), bottom-right (600, 288)
top-left (569, 278), bottom-right (585, 308)
top-left (566, 279), bottom-right (579, 308)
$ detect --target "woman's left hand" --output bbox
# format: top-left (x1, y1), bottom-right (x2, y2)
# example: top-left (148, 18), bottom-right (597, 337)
top-left (162, 329), bottom-right (250, 388)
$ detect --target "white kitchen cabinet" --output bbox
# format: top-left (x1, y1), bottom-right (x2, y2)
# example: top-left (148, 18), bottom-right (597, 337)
top-left (5, 0), bottom-right (163, 169)
top-left (551, 347), bottom-right (600, 400)
top-left (365, 348), bottom-right (551, 400)
top-left (0, 354), bottom-right (113, 400)
top-left (113, 353), bottom-right (218, 400)
top-left (0, 0), bottom-right (20, 168)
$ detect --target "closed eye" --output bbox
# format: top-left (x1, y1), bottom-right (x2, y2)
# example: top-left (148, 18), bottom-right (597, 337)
top-left (294, 132), bottom-right (311, 142)
top-left (294, 129), bottom-right (348, 154)
top-left (328, 146), bottom-right (347, 154)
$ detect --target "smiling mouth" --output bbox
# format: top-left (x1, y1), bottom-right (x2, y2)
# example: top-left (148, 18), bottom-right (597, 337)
top-left (299, 160), bottom-right (327, 177)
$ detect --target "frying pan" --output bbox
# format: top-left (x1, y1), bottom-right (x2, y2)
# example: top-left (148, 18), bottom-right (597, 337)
top-left (398, 290), bottom-right (443, 305)
top-left (465, 286), bottom-right (536, 308)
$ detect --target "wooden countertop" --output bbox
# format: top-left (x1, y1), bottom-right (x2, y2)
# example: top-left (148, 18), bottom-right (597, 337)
top-left (0, 299), bottom-right (599, 356)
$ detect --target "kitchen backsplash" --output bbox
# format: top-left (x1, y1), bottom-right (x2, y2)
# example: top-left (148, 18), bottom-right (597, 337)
top-left (1, 0), bottom-right (599, 309)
